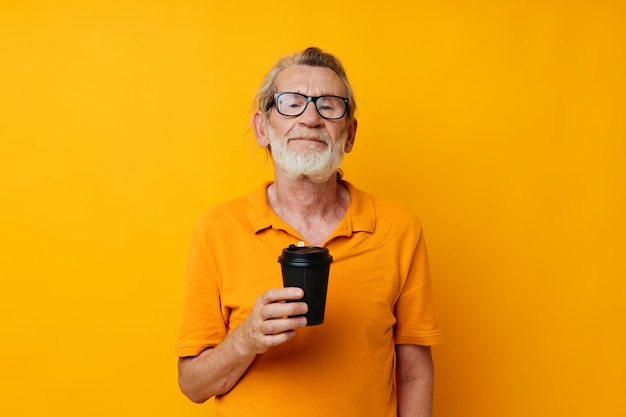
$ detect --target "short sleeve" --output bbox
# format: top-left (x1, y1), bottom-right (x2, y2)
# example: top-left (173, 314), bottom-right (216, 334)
top-left (176, 216), bottom-right (229, 357)
top-left (394, 228), bottom-right (443, 346)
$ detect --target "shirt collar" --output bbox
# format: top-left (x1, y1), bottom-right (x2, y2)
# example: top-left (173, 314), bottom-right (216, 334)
top-left (246, 180), bottom-right (376, 236)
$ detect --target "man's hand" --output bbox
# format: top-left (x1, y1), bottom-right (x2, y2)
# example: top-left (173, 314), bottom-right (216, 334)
top-left (178, 287), bottom-right (308, 403)
top-left (237, 287), bottom-right (309, 355)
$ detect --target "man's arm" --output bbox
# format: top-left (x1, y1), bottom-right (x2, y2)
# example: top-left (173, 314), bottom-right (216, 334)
top-left (178, 287), bottom-right (308, 403)
top-left (396, 344), bottom-right (435, 417)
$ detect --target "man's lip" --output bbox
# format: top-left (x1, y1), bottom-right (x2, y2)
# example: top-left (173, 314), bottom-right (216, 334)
top-left (289, 137), bottom-right (326, 143)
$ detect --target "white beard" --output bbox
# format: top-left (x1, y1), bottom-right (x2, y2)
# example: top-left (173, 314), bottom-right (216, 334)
top-left (268, 126), bottom-right (347, 183)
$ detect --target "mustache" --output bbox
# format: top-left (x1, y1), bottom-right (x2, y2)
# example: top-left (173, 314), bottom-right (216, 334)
top-left (286, 129), bottom-right (331, 143)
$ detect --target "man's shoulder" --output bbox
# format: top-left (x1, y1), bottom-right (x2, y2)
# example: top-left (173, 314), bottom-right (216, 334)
top-left (345, 181), bottom-right (422, 224)
top-left (193, 182), bottom-right (270, 231)
top-left (197, 194), bottom-right (245, 221)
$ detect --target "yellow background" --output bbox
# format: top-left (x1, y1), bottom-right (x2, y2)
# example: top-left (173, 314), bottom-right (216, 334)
top-left (1, 0), bottom-right (624, 416)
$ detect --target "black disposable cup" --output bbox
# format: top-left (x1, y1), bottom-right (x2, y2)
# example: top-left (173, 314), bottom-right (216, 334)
top-left (278, 244), bottom-right (333, 326)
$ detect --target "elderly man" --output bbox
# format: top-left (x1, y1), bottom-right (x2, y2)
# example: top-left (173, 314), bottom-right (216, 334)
top-left (176, 47), bottom-right (443, 417)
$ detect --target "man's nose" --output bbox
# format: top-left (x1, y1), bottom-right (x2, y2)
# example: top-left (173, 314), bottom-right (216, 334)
top-left (298, 101), bottom-right (324, 126)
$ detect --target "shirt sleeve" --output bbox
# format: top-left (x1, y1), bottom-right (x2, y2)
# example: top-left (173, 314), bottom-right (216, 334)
top-left (394, 226), bottom-right (444, 346)
top-left (176, 215), bottom-right (229, 357)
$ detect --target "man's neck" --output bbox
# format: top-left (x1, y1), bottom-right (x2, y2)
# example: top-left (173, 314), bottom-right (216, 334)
top-left (267, 173), bottom-right (349, 246)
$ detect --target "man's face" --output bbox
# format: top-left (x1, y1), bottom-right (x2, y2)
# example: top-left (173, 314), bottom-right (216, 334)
top-left (255, 65), bottom-right (357, 183)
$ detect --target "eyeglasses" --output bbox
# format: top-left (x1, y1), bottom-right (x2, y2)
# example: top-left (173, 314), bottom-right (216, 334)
top-left (273, 92), bottom-right (349, 120)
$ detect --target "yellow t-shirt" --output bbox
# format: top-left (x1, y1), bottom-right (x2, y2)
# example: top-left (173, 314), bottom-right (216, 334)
top-left (177, 180), bottom-right (443, 417)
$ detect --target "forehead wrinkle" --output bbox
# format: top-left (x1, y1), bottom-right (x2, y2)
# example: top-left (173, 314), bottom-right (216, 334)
top-left (275, 65), bottom-right (347, 98)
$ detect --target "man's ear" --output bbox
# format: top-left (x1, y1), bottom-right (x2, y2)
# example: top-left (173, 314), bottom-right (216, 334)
top-left (253, 112), bottom-right (270, 148)
top-left (344, 118), bottom-right (358, 153)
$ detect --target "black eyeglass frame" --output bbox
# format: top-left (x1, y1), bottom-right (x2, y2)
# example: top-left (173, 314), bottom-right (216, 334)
top-left (272, 92), bottom-right (349, 120)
